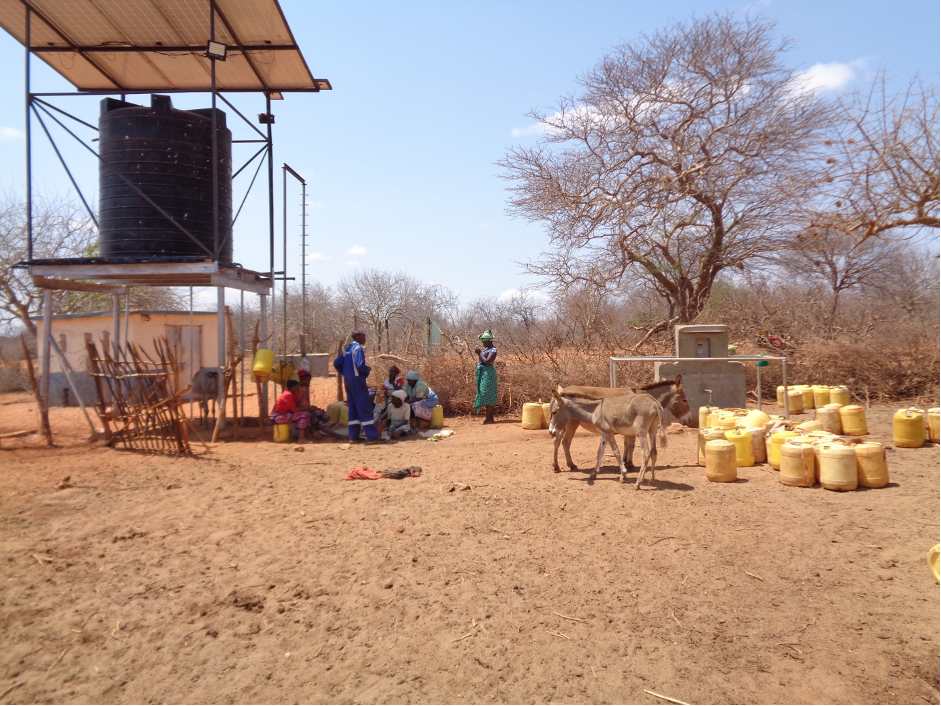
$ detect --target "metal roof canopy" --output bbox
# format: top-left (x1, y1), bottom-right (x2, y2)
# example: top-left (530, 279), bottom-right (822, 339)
top-left (0, 0), bottom-right (331, 93)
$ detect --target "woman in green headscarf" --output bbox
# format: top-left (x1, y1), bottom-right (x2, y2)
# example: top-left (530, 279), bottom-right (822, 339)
top-left (473, 330), bottom-right (498, 424)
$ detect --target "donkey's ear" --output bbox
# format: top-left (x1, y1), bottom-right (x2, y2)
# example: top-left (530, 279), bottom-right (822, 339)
top-left (552, 388), bottom-right (563, 404)
top-left (674, 374), bottom-right (683, 389)
top-left (556, 383), bottom-right (565, 395)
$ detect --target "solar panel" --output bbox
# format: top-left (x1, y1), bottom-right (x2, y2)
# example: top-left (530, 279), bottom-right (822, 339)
top-left (0, 0), bottom-right (327, 92)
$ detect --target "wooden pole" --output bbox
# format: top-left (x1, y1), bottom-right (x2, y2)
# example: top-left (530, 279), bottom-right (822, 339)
top-left (225, 306), bottom-right (238, 439)
top-left (20, 335), bottom-right (53, 446)
top-left (253, 320), bottom-right (264, 429)
top-left (335, 337), bottom-right (344, 403)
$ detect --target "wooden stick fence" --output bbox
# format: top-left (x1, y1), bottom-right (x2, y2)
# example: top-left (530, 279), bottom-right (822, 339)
top-left (84, 335), bottom-right (192, 455)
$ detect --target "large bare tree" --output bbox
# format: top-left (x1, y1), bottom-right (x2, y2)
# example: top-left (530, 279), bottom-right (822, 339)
top-left (815, 75), bottom-right (939, 242)
top-left (499, 13), bottom-right (835, 347)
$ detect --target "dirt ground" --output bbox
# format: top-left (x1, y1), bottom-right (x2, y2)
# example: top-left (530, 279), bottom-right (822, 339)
top-left (0, 388), bottom-right (938, 705)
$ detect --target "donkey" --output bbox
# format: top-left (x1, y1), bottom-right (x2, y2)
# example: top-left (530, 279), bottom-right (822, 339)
top-left (551, 389), bottom-right (668, 488)
top-left (549, 377), bottom-right (692, 473)
top-left (183, 367), bottom-right (220, 428)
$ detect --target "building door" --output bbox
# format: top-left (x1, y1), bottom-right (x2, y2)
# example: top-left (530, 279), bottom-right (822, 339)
top-left (165, 325), bottom-right (202, 375)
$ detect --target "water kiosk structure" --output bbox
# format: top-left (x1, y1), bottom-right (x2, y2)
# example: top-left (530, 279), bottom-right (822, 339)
top-left (610, 325), bottom-right (792, 420)
top-left (1, 0), bottom-right (331, 444)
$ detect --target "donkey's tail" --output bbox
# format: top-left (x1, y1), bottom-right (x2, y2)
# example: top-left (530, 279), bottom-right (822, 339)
top-left (654, 399), bottom-right (667, 449)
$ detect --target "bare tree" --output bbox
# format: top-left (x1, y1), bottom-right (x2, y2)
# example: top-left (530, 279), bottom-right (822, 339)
top-left (0, 196), bottom-right (96, 335)
top-left (499, 13), bottom-right (835, 348)
top-left (815, 75), bottom-right (939, 242)
top-left (336, 269), bottom-right (457, 354)
top-left (776, 227), bottom-right (907, 332)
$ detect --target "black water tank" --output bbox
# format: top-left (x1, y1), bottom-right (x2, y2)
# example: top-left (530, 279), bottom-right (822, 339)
top-left (98, 94), bottom-right (233, 263)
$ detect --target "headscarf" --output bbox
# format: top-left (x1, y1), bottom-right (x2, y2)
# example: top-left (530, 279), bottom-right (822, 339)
top-left (406, 371), bottom-right (420, 382)
top-left (479, 329), bottom-right (494, 341)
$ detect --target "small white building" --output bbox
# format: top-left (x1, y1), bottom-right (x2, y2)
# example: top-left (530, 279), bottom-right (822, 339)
top-left (34, 310), bottom-right (220, 406)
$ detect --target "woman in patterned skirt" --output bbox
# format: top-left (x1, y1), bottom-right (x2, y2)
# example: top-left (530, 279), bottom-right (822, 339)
top-left (473, 330), bottom-right (498, 424)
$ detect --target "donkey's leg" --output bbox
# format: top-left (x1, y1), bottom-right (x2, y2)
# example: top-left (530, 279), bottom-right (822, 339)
top-left (590, 435), bottom-right (608, 482)
top-left (623, 434), bottom-right (636, 469)
top-left (610, 435), bottom-right (630, 484)
top-left (633, 425), bottom-right (652, 490)
top-left (647, 424), bottom-right (658, 485)
top-left (624, 434), bottom-right (637, 468)
top-left (563, 421), bottom-right (580, 471)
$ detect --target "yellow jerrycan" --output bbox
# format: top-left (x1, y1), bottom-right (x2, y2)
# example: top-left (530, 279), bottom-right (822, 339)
top-left (893, 408), bottom-right (925, 448)
top-left (819, 445), bottom-right (858, 491)
top-left (839, 405), bottom-right (868, 436)
top-left (725, 428), bottom-right (755, 467)
top-left (768, 430), bottom-right (799, 470)
top-left (430, 405), bottom-right (445, 429)
top-left (786, 389), bottom-right (804, 414)
top-left (698, 428), bottom-right (727, 466)
top-left (812, 385), bottom-right (830, 408)
top-left (928, 408), bottom-right (940, 444)
top-left (780, 441), bottom-right (815, 487)
top-left (521, 402), bottom-right (543, 429)
top-left (705, 440), bottom-right (737, 483)
top-left (854, 442), bottom-right (889, 489)
top-left (252, 348), bottom-right (275, 380)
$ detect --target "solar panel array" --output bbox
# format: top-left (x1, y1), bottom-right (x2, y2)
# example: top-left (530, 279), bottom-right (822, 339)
top-left (0, 0), bottom-right (324, 92)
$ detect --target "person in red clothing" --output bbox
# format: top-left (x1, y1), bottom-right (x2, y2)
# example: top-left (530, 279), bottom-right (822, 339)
top-left (270, 379), bottom-right (312, 443)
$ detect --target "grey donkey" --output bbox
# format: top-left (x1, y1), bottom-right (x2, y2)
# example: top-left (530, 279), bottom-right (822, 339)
top-left (551, 387), bottom-right (668, 489)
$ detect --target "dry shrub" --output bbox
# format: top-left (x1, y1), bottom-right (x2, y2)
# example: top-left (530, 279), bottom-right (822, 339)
top-left (400, 349), bottom-right (645, 415)
top-left (0, 359), bottom-right (28, 393)
top-left (734, 330), bottom-right (939, 405)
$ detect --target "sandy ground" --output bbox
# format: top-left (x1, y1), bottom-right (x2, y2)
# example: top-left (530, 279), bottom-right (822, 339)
top-left (0, 390), bottom-right (938, 705)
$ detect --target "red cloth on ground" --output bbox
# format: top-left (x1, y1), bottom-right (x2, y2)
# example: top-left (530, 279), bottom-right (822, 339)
top-left (273, 389), bottom-right (300, 414)
top-left (344, 466), bottom-right (381, 480)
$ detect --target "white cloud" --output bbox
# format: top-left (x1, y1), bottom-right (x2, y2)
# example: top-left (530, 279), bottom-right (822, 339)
top-left (498, 288), bottom-right (549, 303)
top-left (794, 60), bottom-right (866, 93)
top-left (346, 245), bottom-right (367, 256)
top-left (511, 122), bottom-right (551, 138)
top-left (306, 252), bottom-right (331, 262)
top-left (0, 127), bottom-right (25, 141)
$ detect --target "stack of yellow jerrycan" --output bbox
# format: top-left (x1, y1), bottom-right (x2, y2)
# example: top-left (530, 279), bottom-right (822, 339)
top-left (893, 408), bottom-right (926, 448)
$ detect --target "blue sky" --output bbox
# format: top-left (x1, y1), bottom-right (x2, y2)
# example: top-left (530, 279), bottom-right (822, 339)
top-left (0, 0), bottom-right (938, 307)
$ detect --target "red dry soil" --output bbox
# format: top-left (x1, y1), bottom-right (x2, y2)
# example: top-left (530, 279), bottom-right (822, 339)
top-left (0, 391), bottom-right (938, 705)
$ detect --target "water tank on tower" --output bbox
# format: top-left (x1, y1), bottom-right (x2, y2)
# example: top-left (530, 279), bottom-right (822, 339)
top-left (98, 94), bottom-right (233, 263)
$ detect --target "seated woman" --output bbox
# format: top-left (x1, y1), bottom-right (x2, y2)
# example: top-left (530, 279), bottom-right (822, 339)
top-left (382, 390), bottom-right (413, 439)
top-left (403, 370), bottom-right (438, 427)
top-left (270, 379), bottom-right (312, 443)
